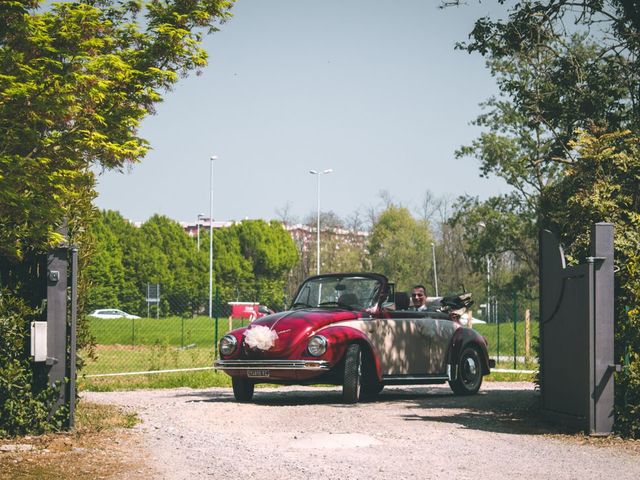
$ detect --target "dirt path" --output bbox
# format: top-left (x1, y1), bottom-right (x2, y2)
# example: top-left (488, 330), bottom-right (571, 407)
top-left (83, 382), bottom-right (640, 480)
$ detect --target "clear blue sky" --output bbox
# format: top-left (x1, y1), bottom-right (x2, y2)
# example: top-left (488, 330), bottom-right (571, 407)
top-left (94, 0), bottom-right (510, 225)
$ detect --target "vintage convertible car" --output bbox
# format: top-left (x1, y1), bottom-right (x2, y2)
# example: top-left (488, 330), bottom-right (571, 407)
top-left (214, 272), bottom-right (494, 403)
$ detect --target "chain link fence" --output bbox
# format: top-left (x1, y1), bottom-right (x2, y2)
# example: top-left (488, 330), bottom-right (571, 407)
top-left (81, 290), bottom-right (255, 378)
top-left (472, 294), bottom-right (539, 371)
top-left (81, 288), bottom-right (539, 377)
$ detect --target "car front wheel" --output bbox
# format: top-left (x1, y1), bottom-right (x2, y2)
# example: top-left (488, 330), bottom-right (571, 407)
top-left (449, 346), bottom-right (483, 395)
top-left (342, 344), bottom-right (362, 404)
top-left (232, 377), bottom-right (255, 402)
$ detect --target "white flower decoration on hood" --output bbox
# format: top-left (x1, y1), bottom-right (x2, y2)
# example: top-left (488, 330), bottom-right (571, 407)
top-left (244, 325), bottom-right (278, 351)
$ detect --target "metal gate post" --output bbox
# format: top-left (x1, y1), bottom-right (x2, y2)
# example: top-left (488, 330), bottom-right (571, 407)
top-left (67, 246), bottom-right (78, 428)
top-left (46, 246), bottom-right (68, 416)
top-left (44, 243), bottom-right (78, 429)
top-left (589, 222), bottom-right (615, 435)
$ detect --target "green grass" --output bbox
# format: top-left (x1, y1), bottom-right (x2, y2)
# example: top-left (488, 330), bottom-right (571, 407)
top-left (486, 370), bottom-right (536, 382)
top-left (80, 344), bottom-right (215, 375)
top-left (474, 320), bottom-right (539, 359)
top-left (88, 315), bottom-right (251, 347)
top-left (81, 315), bottom-right (246, 389)
top-left (83, 316), bottom-right (251, 380)
top-left (79, 369), bottom-right (232, 391)
top-left (484, 359), bottom-right (538, 382)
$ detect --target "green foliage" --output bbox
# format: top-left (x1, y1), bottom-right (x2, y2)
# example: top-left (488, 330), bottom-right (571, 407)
top-left (85, 213), bottom-right (299, 314)
top-left (235, 220), bottom-right (298, 277)
top-left (617, 307), bottom-right (640, 438)
top-left (0, 0), bottom-right (233, 434)
top-left (453, 1), bottom-right (640, 305)
top-left (368, 206), bottom-right (432, 292)
top-left (85, 213), bottom-right (127, 311)
top-left (0, 290), bottom-right (66, 437)
top-left (209, 226), bottom-right (253, 303)
top-left (99, 210), bottom-right (146, 313)
top-left (141, 215), bottom-right (205, 315)
top-left (232, 220), bottom-right (298, 309)
top-left (0, 0), bottom-right (234, 261)
top-left (541, 130), bottom-right (640, 436)
top-left (456, 1), bottom-right (640, 436)
top-left (451, 193), bottom-right (538, 301)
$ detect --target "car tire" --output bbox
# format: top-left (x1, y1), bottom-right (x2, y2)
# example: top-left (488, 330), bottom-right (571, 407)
top-left (232, 377), bottom-right (255, 402)
top-left (342, 344), bottom-right (362, 404)
top-left (449, 346), bottom-right (483, 395)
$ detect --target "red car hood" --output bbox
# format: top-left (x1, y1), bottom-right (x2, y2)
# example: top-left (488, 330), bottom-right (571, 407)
top-left (243, 308), bottom-right (361, 357)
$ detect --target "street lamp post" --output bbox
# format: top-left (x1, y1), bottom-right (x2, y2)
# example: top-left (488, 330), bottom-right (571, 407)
top-left (309, 168), bottom-right (333, 275)
top-left (196, 213), bottom-right (205, 251)
top-left (431, 242), bottom-right (439, 297)
top-left (477, 221), bottom-right (491, 322)
top-left (209, 155), bottom-right (218, 318)
top-left (486, 256), bottom-right (492, 322)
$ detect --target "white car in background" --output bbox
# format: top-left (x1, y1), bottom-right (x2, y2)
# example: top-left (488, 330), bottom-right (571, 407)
top-left (89, 309), bottom-right (141, 319)
top-left (459, 313), bottom-right (487, 326)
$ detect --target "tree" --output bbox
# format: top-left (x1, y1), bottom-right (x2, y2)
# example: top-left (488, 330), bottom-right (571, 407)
top-left (139, 215), bottom-right (205, 316)
top-left (208, 226), bottom-right (254, 306)
top-left (0, 1), bottom-right (234, 260)
top-left (234, 220), bottom-right (298, 309)
top-left (540, 129), bottom-right (640, 437)
top-left (450, 1), bottom-right (640, 309)
top-left (99, 210), bottom-right (146, 314)
top-left (451, 0), bottom-right (640, 437)
top-left (368, 206), bottom-right (433, 292)
top-left (0, 1), bottom-right (234, 435)
top-left (84, 212), bottom-right (126, 311)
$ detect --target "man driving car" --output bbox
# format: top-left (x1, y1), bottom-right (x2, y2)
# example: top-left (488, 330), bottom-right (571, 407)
top-left (410, 285), bottom-right (428, 311)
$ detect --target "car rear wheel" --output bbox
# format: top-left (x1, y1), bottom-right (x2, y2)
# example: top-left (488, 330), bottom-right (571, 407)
top-left (449, 346), bottom-right (483, 395)
top-left (342, 344), bottom-right (362, 404)
top-left (232, 377), bottom-right (255, 402)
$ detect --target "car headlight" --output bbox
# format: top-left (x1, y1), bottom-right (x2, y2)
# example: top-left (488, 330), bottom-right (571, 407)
top-left (220, 334), bottom-right (238, 356)
top-left (307, 335), bottom-right (328, 357)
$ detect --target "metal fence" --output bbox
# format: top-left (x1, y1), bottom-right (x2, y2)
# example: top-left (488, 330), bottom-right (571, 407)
top-left (81, 291), bottom-right (539, 378)
top-left (81, 292), bottom-right (250, 378)
top-left (473, 294), bottom-right (539, 372)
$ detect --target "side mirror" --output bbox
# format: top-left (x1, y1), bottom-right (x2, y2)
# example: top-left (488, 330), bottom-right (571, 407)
top-left (258, 306), bottom-right (270, 314)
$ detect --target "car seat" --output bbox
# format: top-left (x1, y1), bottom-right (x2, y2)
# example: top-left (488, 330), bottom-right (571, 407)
top-left (394, 291), bottom-right (410, 310)
top-left (338, 293), bottom-right (360, 308)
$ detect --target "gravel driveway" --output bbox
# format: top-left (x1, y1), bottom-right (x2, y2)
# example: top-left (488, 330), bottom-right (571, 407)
top-left (83, 382), bottom-right (640, 480)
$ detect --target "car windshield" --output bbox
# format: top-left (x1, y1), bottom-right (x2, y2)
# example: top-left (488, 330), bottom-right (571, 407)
top-left (292, 275), bottom-right (382, 310)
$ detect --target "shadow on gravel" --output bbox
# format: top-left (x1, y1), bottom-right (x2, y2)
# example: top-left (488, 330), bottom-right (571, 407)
top-left (177, 385), bottom-right (558, 435)
top-left (179, 387), bottom-right (345, 405)
top-left (397, 389), bottom-right (554, 435)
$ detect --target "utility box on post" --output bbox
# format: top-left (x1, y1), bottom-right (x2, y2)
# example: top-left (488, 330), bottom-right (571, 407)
top-left (30, 321), bottom-right (48, 362)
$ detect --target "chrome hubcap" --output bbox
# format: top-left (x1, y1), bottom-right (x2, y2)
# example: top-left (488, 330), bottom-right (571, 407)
top-left (465, 357), bottom-right (477, 376)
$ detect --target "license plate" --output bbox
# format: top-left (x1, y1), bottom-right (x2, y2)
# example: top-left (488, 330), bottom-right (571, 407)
top-left (247, 369), bottom-right (270, 378)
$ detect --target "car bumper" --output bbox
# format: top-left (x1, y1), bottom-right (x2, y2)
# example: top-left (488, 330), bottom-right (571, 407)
top-left (214, 359), bottom-right (331, 371)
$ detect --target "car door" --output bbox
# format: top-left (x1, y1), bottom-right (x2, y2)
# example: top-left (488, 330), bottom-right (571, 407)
top-left (365, 312), bottom-right (457, 376)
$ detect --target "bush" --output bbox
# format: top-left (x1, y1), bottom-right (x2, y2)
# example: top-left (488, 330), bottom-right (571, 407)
top-left (0, 289), bottom-right (67, 437)
top-left (615, 306), bottom-right (640, 438)
top-left (541, 130), bottom-right (640, 438)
